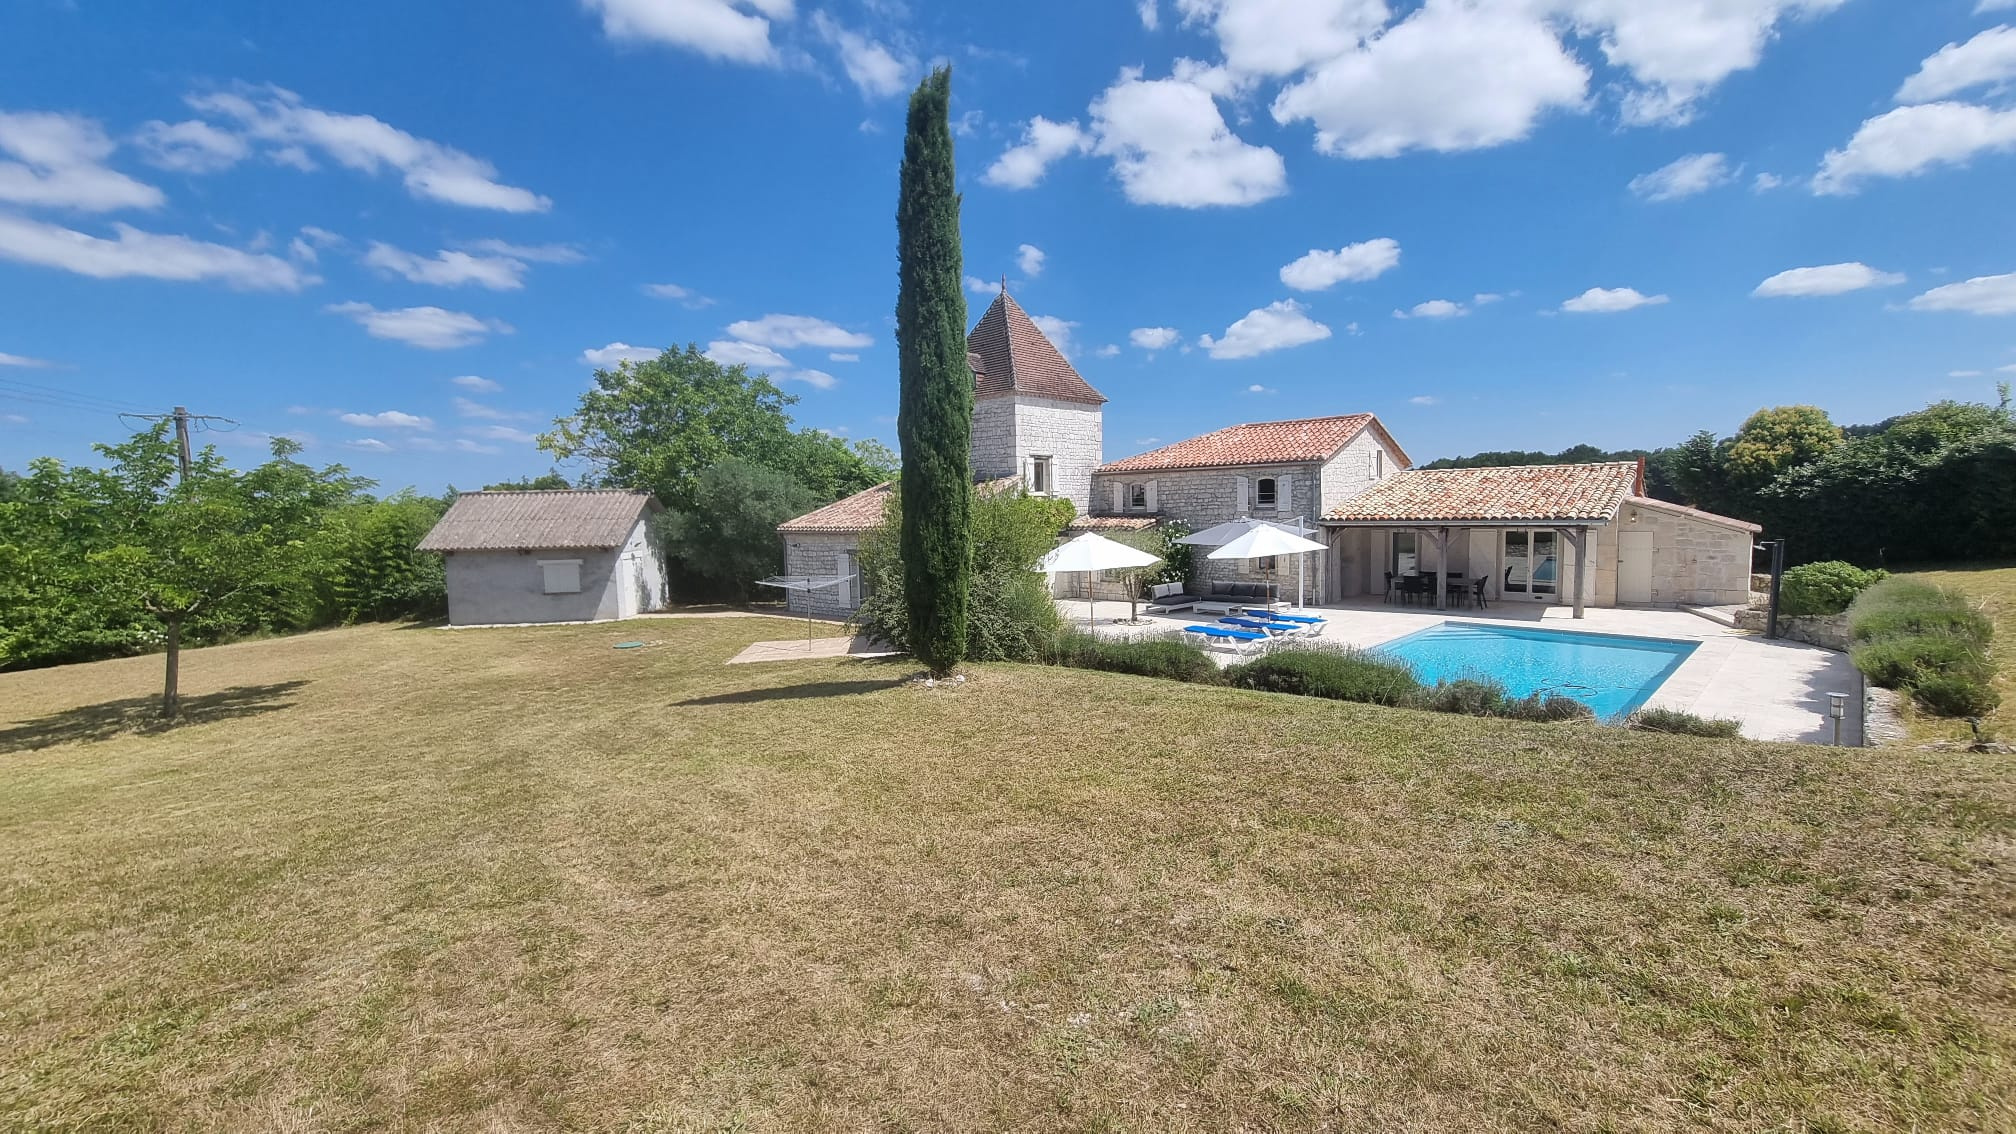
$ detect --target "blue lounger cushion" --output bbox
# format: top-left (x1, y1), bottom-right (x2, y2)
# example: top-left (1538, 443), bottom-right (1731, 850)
top-left (1271, 613), bottom-right (1325, 624)
top-left (1185, 625), bottom-right (1267, 641)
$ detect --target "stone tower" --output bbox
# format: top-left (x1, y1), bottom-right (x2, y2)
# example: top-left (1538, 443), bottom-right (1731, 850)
top-left (965, 290), bottom-right (1105, 513)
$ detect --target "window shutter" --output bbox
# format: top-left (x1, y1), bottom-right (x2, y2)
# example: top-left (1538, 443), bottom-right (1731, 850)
top-left (1278, 473), bottom-right (1294, 515)
top-left (1234, 475), bottom-right (1249, 513)
top-left (1145, 480), bottom-right (1158, 511)
top-left (1022, 456), bottom-right (1033, 488)
top-left (1110, 483), bottom-right (1123, 513)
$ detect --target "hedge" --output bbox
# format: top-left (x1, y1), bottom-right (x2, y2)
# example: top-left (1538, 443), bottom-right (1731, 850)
top-left (1845, 577), bottom-right (1999, 718)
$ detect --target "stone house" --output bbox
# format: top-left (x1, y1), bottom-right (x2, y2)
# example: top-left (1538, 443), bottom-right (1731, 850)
top-left (777, 289), bottom-right (1761, 619)
top-left (418, 489), bottom-right (668, 626)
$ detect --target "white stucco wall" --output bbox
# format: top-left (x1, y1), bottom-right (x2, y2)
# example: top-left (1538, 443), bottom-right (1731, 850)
top-left (442, 519), bottom-right (662, 626)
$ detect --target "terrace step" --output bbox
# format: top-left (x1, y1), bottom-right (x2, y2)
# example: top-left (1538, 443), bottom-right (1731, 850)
top-left (1682, 604), bottom-right (1744, 628)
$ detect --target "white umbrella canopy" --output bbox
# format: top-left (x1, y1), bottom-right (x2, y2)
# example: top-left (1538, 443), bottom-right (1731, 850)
top-left (1205, 523), bottom-right (1327, 610)
top-left (1038, 532), bottom-right (1162, 629)
top-left (1176, 516), bottom-right (1316, 546)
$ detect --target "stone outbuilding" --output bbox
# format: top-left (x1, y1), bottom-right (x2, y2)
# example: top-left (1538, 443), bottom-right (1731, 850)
top-left (418, 489), bottom-right (667, 626)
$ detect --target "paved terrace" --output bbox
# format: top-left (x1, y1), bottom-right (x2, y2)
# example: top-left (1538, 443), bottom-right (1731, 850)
top-left (1063, 597), bottom-right (1861, 745)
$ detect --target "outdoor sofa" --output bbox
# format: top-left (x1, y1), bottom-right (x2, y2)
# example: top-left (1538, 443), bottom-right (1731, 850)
top-left (1144, 580), bottom-right (1285, 614)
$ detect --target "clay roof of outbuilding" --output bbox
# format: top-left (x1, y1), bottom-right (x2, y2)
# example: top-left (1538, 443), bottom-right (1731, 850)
top-left (1323, 462), bottom-right (1643, 525)
top-left (417, 490), bottom-right (661, 551)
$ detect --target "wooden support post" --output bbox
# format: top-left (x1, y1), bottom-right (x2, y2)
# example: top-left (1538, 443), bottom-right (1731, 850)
top-left (1426, 526), bottom-right (1452, 611)
top-left (1556, 526), bottom-right (1589, 619)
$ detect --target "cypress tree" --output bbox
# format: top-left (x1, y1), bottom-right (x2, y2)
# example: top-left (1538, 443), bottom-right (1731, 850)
top-left (895, 66), bottom-right (972, 678)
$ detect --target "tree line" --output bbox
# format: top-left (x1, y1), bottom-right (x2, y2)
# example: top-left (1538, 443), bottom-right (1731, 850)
top-left (1423, 388), bottom-right (2016, 566)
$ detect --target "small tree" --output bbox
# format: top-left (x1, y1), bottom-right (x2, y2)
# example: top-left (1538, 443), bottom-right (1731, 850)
top-left (894, 65), bottom-right (973, 678)
top-left (661, 459), bottom-right (820, 601)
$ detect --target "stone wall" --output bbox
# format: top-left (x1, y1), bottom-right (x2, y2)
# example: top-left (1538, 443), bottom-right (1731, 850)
top-left (1734, 607), bottom-right (1852, 651)
top-left (1320, 429), bottom-right (1403, 506)
top-left (781, 532), bottom-right (863, 619)
top-left (970, 396), bottom-right (1018, 483)
top-left (1090, 461), bottom-right (1331, 601)
top-left (1014, 395), bottom-right (1102, 513)
top-left (1628, 500), bottom-right (1755, 606)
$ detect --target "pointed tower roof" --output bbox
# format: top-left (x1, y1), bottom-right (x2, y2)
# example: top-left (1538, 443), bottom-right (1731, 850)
top-left (967, 291), bottom-right (1106, 406)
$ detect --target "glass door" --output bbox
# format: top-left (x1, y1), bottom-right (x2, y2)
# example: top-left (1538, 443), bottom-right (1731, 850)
top-left (1503, 530), bottom-right (1559, 601)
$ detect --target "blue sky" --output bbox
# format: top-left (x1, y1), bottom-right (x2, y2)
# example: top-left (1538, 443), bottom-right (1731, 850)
top-left (3, 0), bottom-right (2015, 492)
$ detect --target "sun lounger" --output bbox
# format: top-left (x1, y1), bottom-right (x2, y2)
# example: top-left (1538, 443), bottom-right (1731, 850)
top-left (1269, 613), bottom-right (1326, 625)
top-left (1221, 616), bottom-right (1298, 637)
top-left (1182, 624), bottom-right (1268, 653)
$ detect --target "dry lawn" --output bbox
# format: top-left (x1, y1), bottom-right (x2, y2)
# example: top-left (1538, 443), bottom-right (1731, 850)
top-left (1895, 564), bottom-right (2016, 745)
top-left (1, 617), bottom-right (2013, 1132)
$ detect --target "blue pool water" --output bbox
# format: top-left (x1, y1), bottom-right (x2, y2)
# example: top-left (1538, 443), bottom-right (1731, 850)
top-left (1375, 622), bottom-right (1698, 721)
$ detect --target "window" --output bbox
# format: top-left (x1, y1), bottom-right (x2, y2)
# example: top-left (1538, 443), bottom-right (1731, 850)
top-left (1255, 477), bottom-right (1277, 509)
top-left (539, 559), bottom-right (582, 594)
top-left (1128, 483), bottom-right (1147, 510)
top-left (1392, 533), bottom-right (1418, 576)
top-left (1030, 456), bottom-right (1052, 494)
top-left (1373, 450), bottom-right (1384, 478)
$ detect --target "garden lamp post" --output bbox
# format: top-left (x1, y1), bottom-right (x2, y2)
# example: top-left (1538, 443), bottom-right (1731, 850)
top-left (1827, 691), bottom-right (1849, 747)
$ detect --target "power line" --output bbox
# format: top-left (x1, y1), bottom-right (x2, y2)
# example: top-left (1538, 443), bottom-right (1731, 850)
top-left (124, 406), bottom-right (239, 483)
top-left (0, 376), bottom-right (149, 415)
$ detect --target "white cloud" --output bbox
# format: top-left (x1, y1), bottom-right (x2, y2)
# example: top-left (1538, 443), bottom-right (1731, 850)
top-left (582, 0), bottom-right (793, 65)
top-left (1130, 326), bottom-right (1181, 350)
top-left (1198, 299), bottom-right (1331, 359)
top-left (1752, 262), bottom-right (1906, 298)
top-left (452, 396), bottom-right (532, 420)
top-left (581, 342), bottom-right (663, 366)
top-left (1271, 1), bottom-right (1589, 159)
top-left (451, 374), bottom-right (502, 392)
top-left (453, 439), bottom-right (501, 454)
top-left (1472, 292), bottom-right (1504, 306)
top-left (725, 313), bottom-right (872, 349)
top-left (1090, 67), bottom-right (1288, 206)
top-left (1030, 314), bottom-right (1079, 358)
top-left (1982, 0), bottom-right (2016, 11)
top-left (326, 302), bottom-right (509, 349)
top-left (704, 339), bottom-right (792, 369)
top-left (462, 238), bottom-right (585, 264)
top-left (1279, 236), bottom-right (1401, 290)
top-left (187, 85), bottom-right (549, 212)
top-left (1628, 152), bottom-right (1736, 201)
top-left (0, 213), bottom-right (313, 290)
top-left (0, 351), bottom-right (54, 367)
top-left (1951, 369), bottom-right (1985, 377)
top-left (345, 438), bottom-right (393, 452)
top-left (982, 116), bottom-right (1092, 189)
top-left (1753, 171), bottom-right (1785, 191)
top-left (1177, 0), bottom-right (1391, 78)
top-left (828, 352), bottom-right (859, 362)
top-left (1560, 286), bottom-right (1669, 313)
top-left (0, 110), bottom-right (165, 211)
top-left (1095, 343), bottom-right (1121, 358)
top-left (642, 281), bottom-right (714, 307)
top-left (1896, 25), bottom-right (2016, 104)
top-left (363, 242), bottom-right (528, 289)
top-left (1, 412), bottom-right (29, 425)
top-left (965, 274), bottom-right (1003, 295)
top-left (1246, 383), bottom-right (1276, 394)
top-left (1139, 0), bottom-right (1160, 30)
top-left (811, 12), bottom-right (912, 98)
top-left (1906, 273), bottom-right (2016, 316)
top-left (785, 368), bottom-right (838, 389)
top-left (1813, 102), bottom-right (2016, 195)
top-left (1016, 242), bottom-right (1046, 276)
top-left (1344, 321), bottom-right (1362, 335)
top-left (465, 424), bottom-right (539, 443)
top-left (339, 410), bottom-right (433, 430)
top-left (132, 118), bottom-right (248, 173)
top-left (1559, 0), bottom-right (1848, 126)
top-left (1408, 394), bottom-right (1439, 405)
top-left (1999, 363), bottom-right (2016, 373)
top-left (1394, 298), bottom-right (1466, 318)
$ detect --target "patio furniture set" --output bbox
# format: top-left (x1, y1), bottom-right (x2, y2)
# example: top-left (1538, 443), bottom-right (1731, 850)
top-left (1385, 572), bottom-right (1490, 609)
top-left (1143, 580), bottom-right (1289, 615)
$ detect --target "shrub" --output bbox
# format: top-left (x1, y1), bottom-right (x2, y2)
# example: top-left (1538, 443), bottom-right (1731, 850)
top-left (1779, 561), bottom-right (1887, 617)
top-left (1851, 631), bottom-right (1993, 690)
top-left (1625, 708), bottom-right (1743, 738)
top-left (1497, 692), bottom-right (1597, 723)
top-left (1410, 678), bottom-right (1595, 723)
top-left (1848, 578), bottom-right (1992, 645)
top-left (1046, 630), bottom-right (1220, 684)
top-left (1224, 647), bottom-right (1421, 706)
top-left (1911, 672), bottom-right (2001, 718)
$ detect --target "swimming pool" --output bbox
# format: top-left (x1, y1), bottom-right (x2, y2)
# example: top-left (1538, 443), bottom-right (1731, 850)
top-left (1375, 622), bottom-right (1699, 721)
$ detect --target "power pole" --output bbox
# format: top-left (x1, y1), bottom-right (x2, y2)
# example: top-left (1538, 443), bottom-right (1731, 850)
top-left (172, 405), bottom-right (192, 484)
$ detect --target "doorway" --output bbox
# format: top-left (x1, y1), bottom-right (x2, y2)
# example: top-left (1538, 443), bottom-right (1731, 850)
top-left (1503, 530), bottom-right (1559, 601)
top-left (1618, 530), bottom-right (1654, 604)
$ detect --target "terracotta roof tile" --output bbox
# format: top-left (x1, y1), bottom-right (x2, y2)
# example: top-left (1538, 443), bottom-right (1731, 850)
top-left (1098, 414), bottom-right (1406, 473)
top-left (776, 482), bottom-right (893, 533)
top-left (418, 490), bottom-right (661, 551)
top-left (968, 292), bottom-right (1106, 405)
top-left (1324, 462), bottom-right (1642, 524)
top-left (1065, 515), bottom-right (1160, 532)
